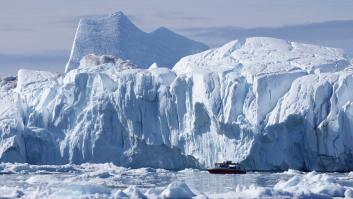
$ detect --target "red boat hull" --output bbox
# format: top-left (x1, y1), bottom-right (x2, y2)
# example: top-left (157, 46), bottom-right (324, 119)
top-left (207, 168), bottom-right (246, 174)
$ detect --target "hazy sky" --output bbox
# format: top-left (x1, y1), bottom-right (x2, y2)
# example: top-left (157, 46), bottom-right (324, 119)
top-left (1, 0), bottom-right (353, 76)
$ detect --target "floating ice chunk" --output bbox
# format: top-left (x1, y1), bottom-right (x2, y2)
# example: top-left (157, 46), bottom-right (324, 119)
top-left (0, 186), bottom-right (24, 198)
top-left (283, 169), bottom-right (303, 175)
top-left (51, 184), bottom-right (111, 198)
top-left (111, 190), bottom-right (129, 198)
top-left (26, 175), bottom-right (58, 184)
top-left (160, 181), bottom-right (196, 199)
top-left (274, 171), bottom-right (346, 197)
top-left (345, 188), bottom-right (353, 198)
top-left (208, 184), bottom-right (276, 199)
top-left (123, 186), bottom-right (147, 199)
top-left (178, 168), bottom-right (200, 173)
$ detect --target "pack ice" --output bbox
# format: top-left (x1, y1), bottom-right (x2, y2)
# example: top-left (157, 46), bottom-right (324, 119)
top-left (65, 11), bottom-right (208, 72)
top-left (1, 31), bottom-right (353, 170)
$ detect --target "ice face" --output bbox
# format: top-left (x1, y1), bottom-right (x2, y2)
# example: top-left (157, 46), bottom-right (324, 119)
top-left (65, 11), bottom-right (208, 72)
top-left (1, 37), bottom-right (353, 171)
top-left (172, 37), bottom-right (353, 171)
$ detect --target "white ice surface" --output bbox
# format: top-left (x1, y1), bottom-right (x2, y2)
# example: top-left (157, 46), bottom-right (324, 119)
top-left (79, 54), bottom-right (137, 71)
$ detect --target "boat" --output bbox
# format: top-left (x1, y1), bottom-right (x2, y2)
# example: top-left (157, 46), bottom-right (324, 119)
top-left (207, 161), bottom-right (246, 174)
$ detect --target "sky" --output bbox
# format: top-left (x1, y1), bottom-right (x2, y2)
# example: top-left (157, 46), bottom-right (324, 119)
top-left (1, 0), bottom-right (353, 76)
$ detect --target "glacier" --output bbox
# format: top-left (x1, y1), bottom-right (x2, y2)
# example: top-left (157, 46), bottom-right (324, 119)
top-left (1, 36), bottom-right (353, 171)
top-left (65, 11), bottom-right (208, 72)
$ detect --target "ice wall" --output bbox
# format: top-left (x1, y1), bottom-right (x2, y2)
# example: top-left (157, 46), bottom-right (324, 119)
top-left (1, 37), bottom-right (353, 171)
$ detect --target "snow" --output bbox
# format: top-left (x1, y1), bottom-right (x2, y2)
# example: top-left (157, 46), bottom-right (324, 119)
top-left (65, 11), bottom-right (208, 72)
top-left (0, 164), bottom-right (352, 199)
top-left (79, 54), bottom-right (137, 70)
top-left (0, 76), bottom-right (17, 91)
top-left (173, 37), bottom-right (348, 81)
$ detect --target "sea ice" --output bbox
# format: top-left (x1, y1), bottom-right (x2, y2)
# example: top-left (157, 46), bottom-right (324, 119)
top-left (0, 164), bottom-right (352, 199)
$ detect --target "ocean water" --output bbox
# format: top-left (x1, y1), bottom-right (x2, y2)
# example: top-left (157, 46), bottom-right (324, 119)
top-left (0, 163), bottom-right (352, 198)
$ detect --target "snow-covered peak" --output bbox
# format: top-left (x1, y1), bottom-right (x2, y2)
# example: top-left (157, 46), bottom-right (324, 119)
top-left (65, 11), bottom-right (208, 72)
top-left (173, 37), bottom-right (349, 82)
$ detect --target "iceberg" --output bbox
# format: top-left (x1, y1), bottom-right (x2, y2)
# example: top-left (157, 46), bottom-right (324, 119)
top-left (65, 11), bottom-right (208, 72)
top-left (1, 36), bottom-right (353, 171)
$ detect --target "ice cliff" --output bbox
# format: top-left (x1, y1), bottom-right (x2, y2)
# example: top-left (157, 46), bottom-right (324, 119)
top-left (65, 11), bottom-right (208, 72)
top-left (1, 36), bottom-right (353, 171)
